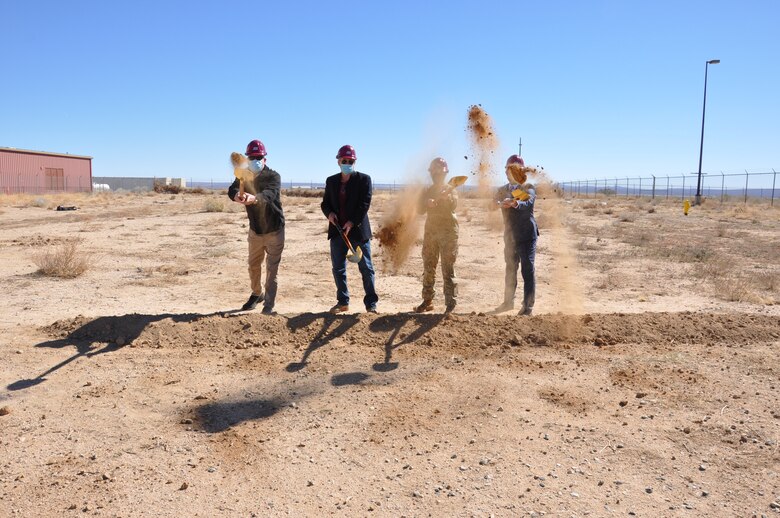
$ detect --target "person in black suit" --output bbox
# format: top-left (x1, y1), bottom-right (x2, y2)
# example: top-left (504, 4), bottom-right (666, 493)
top-left (321, 144), bottom-right (379, 314)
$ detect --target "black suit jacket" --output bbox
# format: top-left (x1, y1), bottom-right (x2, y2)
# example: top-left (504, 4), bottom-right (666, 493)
top-left (321, 171), bottom-right (373, 243)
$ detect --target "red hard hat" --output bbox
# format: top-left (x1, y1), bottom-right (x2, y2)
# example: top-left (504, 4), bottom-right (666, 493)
top-left (506, 154), bottom-right (525, 167)
top-left (246, 140), bottom-right (267, 158)
top-left (336, 145), bottom-right (357, 160)
top-left (428, 157), bottom-right (448, 174)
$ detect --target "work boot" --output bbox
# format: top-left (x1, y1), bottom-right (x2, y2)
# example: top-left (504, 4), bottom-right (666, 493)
top-left (445, 302), bottom-right (456, 313)
top-left (330, 304), bottom-right (349, 314)
top-left (414, 300), bottom-right (434, 313)
top-left (261, 306), bottom-right (276, 316)
top-left (366, 306), bottom-right (379, 314)
top-left (241, 293), bottom-right (264, 311)
top-left (518, 304), bottom-right (533, 316)
top-left (492, 301), bottom-right (514, 314)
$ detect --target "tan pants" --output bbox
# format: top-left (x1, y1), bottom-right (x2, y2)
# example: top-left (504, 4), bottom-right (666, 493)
top-left (421, 227), bottom-right (458, 306)
top-left (248, 228), bottom-right (285, 309)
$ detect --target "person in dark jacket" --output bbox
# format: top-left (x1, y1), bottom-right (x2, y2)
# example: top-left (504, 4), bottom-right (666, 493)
top-left (321, 144), bottom-right (378, 314)
top-left (228, 139), bottom-right (285, 314)
top-left (494, 154), bottom-right (538, 316)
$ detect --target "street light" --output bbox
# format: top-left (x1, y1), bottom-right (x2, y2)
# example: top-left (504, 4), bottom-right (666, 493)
top-left (695, 59), bottom-right (720, 205)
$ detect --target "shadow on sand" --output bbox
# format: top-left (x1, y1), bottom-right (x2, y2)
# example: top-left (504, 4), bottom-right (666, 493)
top-left (284, 313), bottom-right (360, 372)
top-left (6, 311), bottom-right (236, 392)
top-left (369, 313), bottom-right (445, 372)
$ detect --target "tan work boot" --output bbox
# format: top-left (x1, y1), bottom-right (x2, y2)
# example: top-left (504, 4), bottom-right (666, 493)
top-left (414, 300), bottom-right (434, 313)
top-left (330, 304), bottom-right (349, 314)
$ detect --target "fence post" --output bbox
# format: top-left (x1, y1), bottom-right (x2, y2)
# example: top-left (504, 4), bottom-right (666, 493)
top-left (639, 177), bottom-right (643, 198)
top-left (720, 172), bottom-right (725, 203)
top-left (651, 175), bottom-right (656, 199)
top-left (625, 177), bottom-right (629, 198)
top-left (681, 175), bottom-right (685, 200)
top-left (744, 170), bottom-right (749, 204)
top-left (614, 178), bottom-right (618, 196)
top-left (666, 176), bottom-right (670, 199)
top-left (772, 169), bottom-right (776, 207)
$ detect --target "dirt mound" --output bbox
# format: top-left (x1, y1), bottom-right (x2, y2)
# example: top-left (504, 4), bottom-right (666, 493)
top-left (43, 312), bottom-right (780, 352)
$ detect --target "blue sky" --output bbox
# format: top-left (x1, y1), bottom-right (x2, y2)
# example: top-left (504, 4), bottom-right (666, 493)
top-left (2, 0), bottom-right (778, 185)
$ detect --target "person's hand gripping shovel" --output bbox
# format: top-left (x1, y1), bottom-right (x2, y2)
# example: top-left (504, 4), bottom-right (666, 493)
top-left (330, 221), bottom-right (363, 263)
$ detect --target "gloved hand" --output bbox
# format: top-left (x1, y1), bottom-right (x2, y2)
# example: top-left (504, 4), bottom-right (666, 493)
top-left (328, 212), bottom-right (338, 226)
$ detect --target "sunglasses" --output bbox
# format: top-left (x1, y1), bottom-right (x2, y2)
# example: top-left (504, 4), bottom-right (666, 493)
top-left (340, 159), bottom-right (355, 165)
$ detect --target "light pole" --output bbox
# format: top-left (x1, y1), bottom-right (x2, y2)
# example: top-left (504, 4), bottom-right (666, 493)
top-left (695, 59), bottom-right (720, 205)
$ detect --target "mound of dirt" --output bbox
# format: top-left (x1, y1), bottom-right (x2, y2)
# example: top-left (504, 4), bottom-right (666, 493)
top-left (43, 312), bottom-right (780, 352)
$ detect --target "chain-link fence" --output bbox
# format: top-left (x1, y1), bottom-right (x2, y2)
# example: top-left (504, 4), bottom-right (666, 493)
top-left (558, 169), bottom-right (778, 205)
top-left (0, 171), bottom-right (92, 194)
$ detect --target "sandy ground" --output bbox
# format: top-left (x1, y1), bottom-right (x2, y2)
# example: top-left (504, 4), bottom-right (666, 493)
top-left (1, 190), bottom-right (779, 517)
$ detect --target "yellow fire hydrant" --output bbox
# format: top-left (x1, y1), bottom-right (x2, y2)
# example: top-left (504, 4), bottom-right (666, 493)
top-left (683, 199), bottom-right (691, 216)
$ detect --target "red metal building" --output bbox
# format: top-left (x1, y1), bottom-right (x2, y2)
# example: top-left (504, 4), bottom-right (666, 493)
top-left (0, 147), bottom-right (93, 194)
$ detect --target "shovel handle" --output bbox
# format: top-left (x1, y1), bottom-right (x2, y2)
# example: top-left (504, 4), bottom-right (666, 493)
top-left (330, 221), bottom-right (356, 252)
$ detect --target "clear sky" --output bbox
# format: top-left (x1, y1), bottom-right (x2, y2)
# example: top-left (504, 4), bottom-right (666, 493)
top-left (2, 0), bottom-right (778, 185)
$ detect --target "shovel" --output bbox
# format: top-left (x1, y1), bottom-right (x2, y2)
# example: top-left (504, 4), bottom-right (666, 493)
top-left (231, 151), bottom-right (258, 205)
top-left (332, 222), bottom-right (363, 263)
top-left (447, 175), bottom-right (468, 189)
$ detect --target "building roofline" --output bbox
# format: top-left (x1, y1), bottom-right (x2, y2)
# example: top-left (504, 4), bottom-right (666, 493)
top-left (0, 146), bottom-right (92, 160)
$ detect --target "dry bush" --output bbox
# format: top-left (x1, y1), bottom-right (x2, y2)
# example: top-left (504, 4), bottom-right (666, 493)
top-left (153, 184), bottom-right (181, 194)
top-left (689, 256), bottom-right (731, 280)
top-left (618, 213), bottom-right (636, 223)
top-left (753, 271), bottom-right (779, 292)
top-left (595, 272), bottom-right (624, 290)
top-left (283, 188), bottom-right (324, 198)
top-left (720, 277), bottom-right (771, 304)
top-left (32, 240), bottom-right (92, 278)
top-left (203, 198), bottom-right (225, 213)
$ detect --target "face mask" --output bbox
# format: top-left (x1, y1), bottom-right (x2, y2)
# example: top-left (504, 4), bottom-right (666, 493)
top-left (340, 163), bottom-right (355, 175)
top-left (248, 159), bottom-right (264, 174)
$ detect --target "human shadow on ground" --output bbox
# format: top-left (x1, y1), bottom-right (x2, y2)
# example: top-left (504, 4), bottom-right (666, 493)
top-left (6, 311), bottom-right (230, 391)
top-left (191, 395), bottom-right (289, 433)
top-left (369, 313), bottom-right (446, 372)
top-left (331, 372), bottom-right (371, 386)
top-left (284, 313), bottom-right (360, 372)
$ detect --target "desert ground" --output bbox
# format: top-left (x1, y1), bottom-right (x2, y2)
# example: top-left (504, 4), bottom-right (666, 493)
top-left (1, 189), bottom-right (779, 517)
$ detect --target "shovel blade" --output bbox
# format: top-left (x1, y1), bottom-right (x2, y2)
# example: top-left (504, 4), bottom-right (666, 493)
top-left (347, 246), bottom-right (363, 263)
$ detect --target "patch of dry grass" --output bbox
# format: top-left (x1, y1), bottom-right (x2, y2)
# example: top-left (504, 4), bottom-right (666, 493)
top-left (203, 198), bottom-right (225, 213)
top-left (32, 240), bottom-right (92, 278)
top-left (282, 188), bottom-right (324, 198)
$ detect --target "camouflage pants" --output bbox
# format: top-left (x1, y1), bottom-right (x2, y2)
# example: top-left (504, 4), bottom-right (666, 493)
top-left (421, 227), bottom-right (458, 306)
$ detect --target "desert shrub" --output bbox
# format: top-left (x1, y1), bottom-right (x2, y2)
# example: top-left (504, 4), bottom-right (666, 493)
top-left (618, 213), bottom-right (636, 223)
top-left (720, 277), bottom-right (769, 304)
top-left (203, 198), bottom-right (225, 213)
top-left (32, 197), bottom-right (49, 208)
top-left (188, 187), bottom-right (206, 194)
top-left (753, 271), bottom-right (779, 292)
top-left (283, 188), bottom-right (324, 198)
top-left (154, 184), bottom-right (181, 194)
top-left (33, 240), bottom-right (91, 278)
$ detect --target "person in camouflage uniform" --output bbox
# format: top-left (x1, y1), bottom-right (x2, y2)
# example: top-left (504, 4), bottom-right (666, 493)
top-left (414, 157), bottom-right (459, 313)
